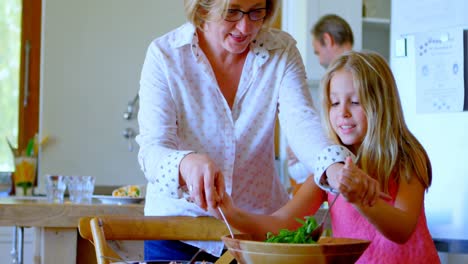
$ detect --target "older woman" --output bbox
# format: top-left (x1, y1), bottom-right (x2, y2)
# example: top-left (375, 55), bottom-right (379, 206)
top-left (136, 0), bottom-right (349, 261)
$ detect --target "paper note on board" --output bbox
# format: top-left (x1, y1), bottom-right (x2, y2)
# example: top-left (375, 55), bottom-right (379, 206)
top-left (415, 27), bottom-right (465, 113)
top-left (395, 38), bottom-right (407, 57)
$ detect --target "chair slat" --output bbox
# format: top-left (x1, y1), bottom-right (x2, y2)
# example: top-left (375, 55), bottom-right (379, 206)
top-left (78, 215), bottom-right (235, 264)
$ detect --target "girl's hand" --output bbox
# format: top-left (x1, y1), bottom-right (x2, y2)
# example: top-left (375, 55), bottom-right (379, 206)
top-left (208, 191), bottom-right (235, 219)
top-left (338, 157), bottom-right (380, 206)
top-left (179, 153), bottom-right (225, 210)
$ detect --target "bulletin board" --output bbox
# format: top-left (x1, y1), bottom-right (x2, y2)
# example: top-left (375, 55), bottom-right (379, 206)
top-left (414, 28), bottom-right (467, 113)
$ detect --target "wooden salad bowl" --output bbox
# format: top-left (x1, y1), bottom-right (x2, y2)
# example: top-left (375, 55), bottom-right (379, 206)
top-left (221, 234), bottom-right (370, 264)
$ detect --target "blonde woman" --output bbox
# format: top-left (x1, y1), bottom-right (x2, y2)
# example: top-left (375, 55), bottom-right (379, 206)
top-left (136, 0), bottom-right (346, 261)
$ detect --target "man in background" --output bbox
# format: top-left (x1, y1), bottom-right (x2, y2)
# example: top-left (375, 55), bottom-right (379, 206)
top-left (287, 14), bottom-right (354, 194)
top-left (311, 14), bottom-right (354, 68)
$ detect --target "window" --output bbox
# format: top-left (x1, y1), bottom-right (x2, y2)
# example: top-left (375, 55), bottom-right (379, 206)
top-left (0, 0), bottom-right (40, 172)
top-left (0, 0), bottom-right (21, 171)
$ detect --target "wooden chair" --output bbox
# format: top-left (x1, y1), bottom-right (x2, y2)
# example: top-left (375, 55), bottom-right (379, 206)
top-left (78, 215), bottom-right (234, 264)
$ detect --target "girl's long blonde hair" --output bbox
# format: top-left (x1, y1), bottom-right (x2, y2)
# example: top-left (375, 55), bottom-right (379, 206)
top-left (321, 51), bottom-right (432, 192)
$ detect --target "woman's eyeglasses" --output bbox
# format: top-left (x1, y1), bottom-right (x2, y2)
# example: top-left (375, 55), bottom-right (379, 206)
top-left (223, 8), bottom-right (267, 22)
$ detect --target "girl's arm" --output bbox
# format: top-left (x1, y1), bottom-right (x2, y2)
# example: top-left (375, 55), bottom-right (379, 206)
top-left (215, 177), bottom-right (326, 240)
top-left (353, 175), bottom-right (424, 244)
top-left (339, 159), bottom-right (425, 244)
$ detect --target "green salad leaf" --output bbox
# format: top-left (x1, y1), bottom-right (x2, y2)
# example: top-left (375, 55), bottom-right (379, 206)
top-left (265, 216), bottom-right (318, 244)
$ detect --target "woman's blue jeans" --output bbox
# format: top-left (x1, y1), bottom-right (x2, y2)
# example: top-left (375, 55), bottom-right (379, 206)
top-left (144, 240), bottom-right (219, 262)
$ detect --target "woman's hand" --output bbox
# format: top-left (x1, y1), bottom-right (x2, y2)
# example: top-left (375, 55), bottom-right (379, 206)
top-left (179, 153), bottom-right (225, 210)
top-left (337, 157), bottom-right (380, 206)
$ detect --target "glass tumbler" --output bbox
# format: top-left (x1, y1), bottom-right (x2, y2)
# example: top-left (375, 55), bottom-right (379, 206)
top-left (81, 175), bottom-right (95, 204)
top-left (46, 175), bottom-right (66, 203)
top-left (65, 175), bottom-right (95, 204)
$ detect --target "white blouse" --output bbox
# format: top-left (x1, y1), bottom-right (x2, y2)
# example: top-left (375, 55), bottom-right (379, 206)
top-left (136, 23), bottom-right (329, 255)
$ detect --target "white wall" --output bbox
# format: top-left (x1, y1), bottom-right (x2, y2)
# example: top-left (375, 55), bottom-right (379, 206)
top-left (38, 1), bottom-right (185, 191)
top-left (390, 0), bottom-right (468, 262)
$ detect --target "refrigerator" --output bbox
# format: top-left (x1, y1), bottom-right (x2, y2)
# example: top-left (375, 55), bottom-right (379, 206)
top-left (390, 0), bottom-right (468, 262)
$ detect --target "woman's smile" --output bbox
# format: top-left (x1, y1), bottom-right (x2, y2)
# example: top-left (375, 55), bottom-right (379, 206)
top-left (229, 32), bottom-right (249, 43)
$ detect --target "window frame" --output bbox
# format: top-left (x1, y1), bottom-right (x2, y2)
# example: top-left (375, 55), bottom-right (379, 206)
top-left (17, 0), bottom-right (41, 152)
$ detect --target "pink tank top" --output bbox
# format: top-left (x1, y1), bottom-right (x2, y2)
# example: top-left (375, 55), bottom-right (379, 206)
top-left (329, 179), bottom-right (440, 263)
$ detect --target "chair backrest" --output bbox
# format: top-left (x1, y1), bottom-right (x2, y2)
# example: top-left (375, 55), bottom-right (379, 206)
top-left (78, 215), bottom-right (234, 264)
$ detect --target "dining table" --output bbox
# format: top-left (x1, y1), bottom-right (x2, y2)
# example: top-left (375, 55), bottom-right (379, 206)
top-left (0, 196), bottom-right (144, 264)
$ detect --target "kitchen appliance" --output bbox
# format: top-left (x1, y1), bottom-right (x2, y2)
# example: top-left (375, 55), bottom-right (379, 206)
top-left (390, 0), bottom-right (468, 262)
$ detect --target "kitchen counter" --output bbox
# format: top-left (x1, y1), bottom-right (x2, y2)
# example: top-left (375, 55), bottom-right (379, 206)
top-left (0, 196), bottom-right (144, 264)
top-left (0, 196), bottom-right (331, 264)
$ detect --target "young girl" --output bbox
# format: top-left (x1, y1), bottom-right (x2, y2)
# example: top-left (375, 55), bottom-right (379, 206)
top-left (214, 51), bottom-right (440, 263)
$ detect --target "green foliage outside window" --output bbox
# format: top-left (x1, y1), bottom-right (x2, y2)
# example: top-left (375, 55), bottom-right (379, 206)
top-left (0, 0), bottom-right (21, 171)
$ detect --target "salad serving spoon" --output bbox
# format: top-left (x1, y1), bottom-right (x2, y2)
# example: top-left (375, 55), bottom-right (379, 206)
top-left (309, 193), bottom-right (340, 242)
top-left (218, 207), bottom-right (235, 239)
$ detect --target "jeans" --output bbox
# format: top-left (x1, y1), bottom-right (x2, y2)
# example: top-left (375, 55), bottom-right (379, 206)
top-left (144, 240), bottom-right (219, 262)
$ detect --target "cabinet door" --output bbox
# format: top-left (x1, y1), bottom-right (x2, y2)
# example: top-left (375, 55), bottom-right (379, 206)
top-left (0, 227), bottom-right (34, 264)
top-left (282, 0), bottom-right (362, 81)
top-left (39, 0), bottom-right (186, 191)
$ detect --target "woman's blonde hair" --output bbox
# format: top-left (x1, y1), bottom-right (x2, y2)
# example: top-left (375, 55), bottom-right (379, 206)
top-left (320, 51), bottom-right (432, 192)
top-left (184, 0), bottom-right (279, 28)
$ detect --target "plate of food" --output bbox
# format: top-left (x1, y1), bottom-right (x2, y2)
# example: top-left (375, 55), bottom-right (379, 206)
top-left (94, 185), bottom-right (145, 205)
top-left (93, 195), bottom-right (144, 205)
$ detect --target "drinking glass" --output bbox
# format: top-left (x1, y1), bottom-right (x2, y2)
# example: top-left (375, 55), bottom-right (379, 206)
top-left (46, 175), bottom-right (66, 203)
top-left (65, 175), bottom-right (95, 204)
top-left (81, 175), bottom-right (95, 204)
top-left (14, 156), bottom-right (37, 196)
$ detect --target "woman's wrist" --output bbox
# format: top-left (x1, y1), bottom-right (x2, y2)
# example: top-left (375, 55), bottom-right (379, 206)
top-left (314, 145), bottom-right (356, 193)
top-left (324, 163), bottom-right (342, 192)
top-left (178, 151), bottom-right (198, 187)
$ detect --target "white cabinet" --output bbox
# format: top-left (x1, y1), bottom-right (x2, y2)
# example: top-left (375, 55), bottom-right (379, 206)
top-left (362, 18), bottom-right (390, 60)
top-left (38, 0), bottom-right (186, 192)
top-left (282, 0), bottom-right (391, 81)
top-left (282, 0), bottom-right (362, 81)
top-left (362, 0), bottom-right (391, 61)
top-left (0, 227), bottom-right (34, 264)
